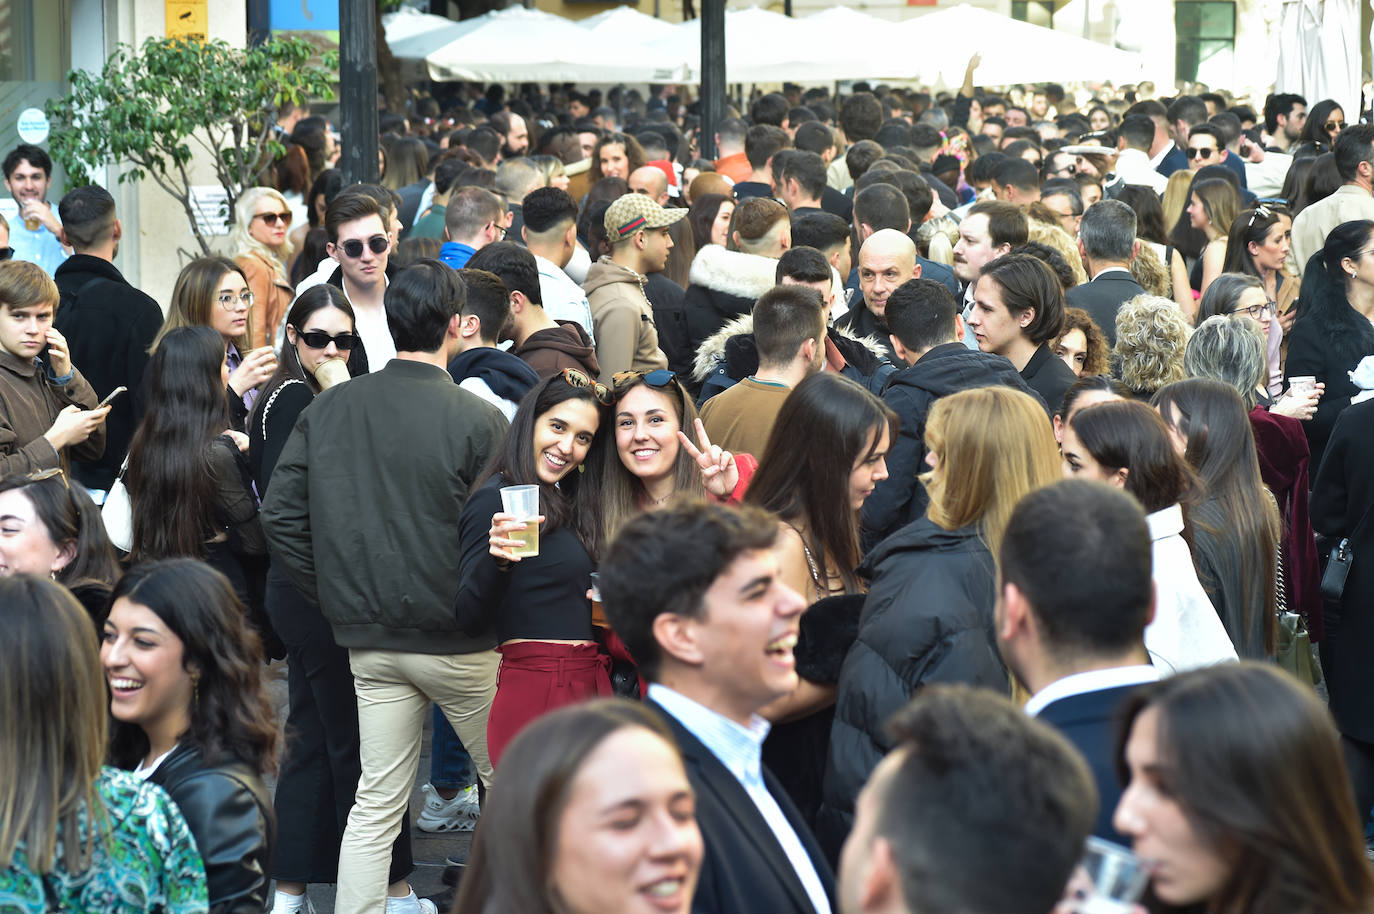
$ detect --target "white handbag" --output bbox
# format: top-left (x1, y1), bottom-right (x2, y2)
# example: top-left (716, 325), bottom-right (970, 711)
top-left (101, 457), bottom-right (133, 552)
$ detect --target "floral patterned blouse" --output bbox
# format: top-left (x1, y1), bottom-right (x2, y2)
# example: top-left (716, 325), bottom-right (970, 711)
top-left (0, 766), bottom-right (208, 913)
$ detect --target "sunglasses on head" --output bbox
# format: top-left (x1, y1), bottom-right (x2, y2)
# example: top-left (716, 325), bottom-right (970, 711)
top-left (339, 234), bottom-right (389, 258)
top-left (612, 368), bottom-right (677, 391)
top-left (560, 368), bottom-right (613, 405)
top-left (1245, 203), bottom-right (1276, 229)
top-left (1186, 146), bottom-right (1216, 159)
top-left (297, 329), bottom-right (360, 351)
top-left (256, 211), bottom-right (293, 227)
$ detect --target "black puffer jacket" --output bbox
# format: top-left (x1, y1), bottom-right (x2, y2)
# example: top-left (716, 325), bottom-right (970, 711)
top-left (682, 245), bottom-right (779, 361)
top-left (861, 343), bottom-right (1040, 550)
top-left (147, 743), bottom-right (274, 914)
top-left (816, 518), bottom-right (1008, 861)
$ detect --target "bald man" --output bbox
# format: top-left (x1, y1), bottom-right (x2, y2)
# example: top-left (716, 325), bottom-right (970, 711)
top-left (628, 165), bottom-right (670, 206)
top-left (835, 228), bottom-right (919, 364)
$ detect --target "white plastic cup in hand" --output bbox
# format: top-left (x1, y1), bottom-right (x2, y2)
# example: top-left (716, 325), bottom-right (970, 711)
top-left (1289, 376), bottom-right (1317, 398)
top-left (500, 485), bottom-right (540, 557)
top-left (1074, 838), bottom-right (1150, 913)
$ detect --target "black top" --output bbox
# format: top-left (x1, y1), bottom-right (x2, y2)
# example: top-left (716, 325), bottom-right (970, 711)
top-left (248, 379), bottom-right (313, 496)
top-left (1019, 344), bottom-right (1077, 415)
top-left (453, 474), bottom-right (595, 642)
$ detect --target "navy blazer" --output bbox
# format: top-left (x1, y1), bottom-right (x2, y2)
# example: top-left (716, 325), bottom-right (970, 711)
top-left (646, 699), bottom-right (837, 914)
top-left (1064, 271), bottom-right (1147, 347)
top-left (1035, 683), bottom-right (1145, 845)
top-left (1155, 144), bottom-right (1188, 177)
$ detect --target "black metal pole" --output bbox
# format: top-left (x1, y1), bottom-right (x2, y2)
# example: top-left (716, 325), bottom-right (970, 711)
top-left (784, 0), bottom-right (792, 16)
top-left (339, 0), bottom-right (380, 185)
top-left (700, 0), bottom-right (726, 159)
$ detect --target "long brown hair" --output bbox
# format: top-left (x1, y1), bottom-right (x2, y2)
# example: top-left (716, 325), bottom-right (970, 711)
top-left (153, 256), bottom-right (252, 354)
top-left (107, 559), bottom-right (277, 774)
top-left (746, 373), bottom-right (897, 595)
top-left (1116, 663), bottom-right (1374, 914)
top-left (0, 576), bottom-right (107, 875)
top-left (1152, 378), bottom-right (1279, 657)
top-left (454, 700), bottom-right (686, 914)
top-left (923, 387), bottom-right (1060, 557)
top-left (594, 373), bottom-right (704, 547)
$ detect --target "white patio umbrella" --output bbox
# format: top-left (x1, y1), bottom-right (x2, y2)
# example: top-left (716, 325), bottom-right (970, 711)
top-left (1274, 0), bottom-right (1361, 120)
top-left (381, 7), bottom-right (459, 47)
top-left (577, 7), bottom-right (678, 45)
top-left (895, 4), bottom-right (1145, 87)
top-left (418, 7), bottom-right (688, 83)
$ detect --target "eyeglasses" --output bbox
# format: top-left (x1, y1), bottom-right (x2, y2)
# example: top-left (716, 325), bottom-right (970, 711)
top-left (487, 221), bottom-right (507, 241)
top-left (297, 329), bottom-right (360, 351)
top-left (612, 368), bottom-right (677, 392)
top-left (1326, 121), bottom-right (1346, 133)
top-left (560, 368), bottom-right (613, 405)
top-left (25, 467), bottom-right (67, 489)
top-left (1186, 147), bottom-right (1216, 160)
top-left (1230, 302), bottom-right (1274, 320)
top-left (339, 235), bottom-right (390, 258)
top-left (0, 247), bottom-right (12, 261)
top-left (217, 291), bottom-right (255, 310)
top-left (255, 211), bottom-right (293, 227)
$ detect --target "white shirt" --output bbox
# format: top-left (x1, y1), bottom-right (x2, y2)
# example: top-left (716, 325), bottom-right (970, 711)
top-left (533, 252), bottom-right (596, 344)
top-left (1111, 148), bottom-right (1169, 195)
top-left (132, 746), bottom-right (177, 780)
top-left (648, 684), bottom-right (832, 914)
top-left (1025, 666), bottom-right (1160, 718)
top-left (1144, 504), bottom-right (1239, 675)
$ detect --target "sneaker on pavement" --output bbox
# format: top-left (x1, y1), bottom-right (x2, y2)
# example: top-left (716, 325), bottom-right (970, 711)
top-left (416, 782), bottom-right (481, 833)
top-left (385, 890), bottom-right (436, 914)
top-left (269, 891), bottom-right (315, 914)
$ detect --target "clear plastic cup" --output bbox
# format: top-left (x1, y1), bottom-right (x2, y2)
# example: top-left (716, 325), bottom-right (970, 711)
top-left (1071, 837), bottom-right (1150, 913)
top-left (500, 485), bottom-right (540, 557)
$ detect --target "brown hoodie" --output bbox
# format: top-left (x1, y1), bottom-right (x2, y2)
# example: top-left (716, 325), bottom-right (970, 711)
top-left (514, 320), bottom-right (601, 380)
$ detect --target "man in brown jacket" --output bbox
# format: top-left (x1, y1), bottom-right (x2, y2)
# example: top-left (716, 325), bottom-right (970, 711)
top-left (0, 261), bottom-right (108, 476)
top-left (583, 194), bottom-right (683, 384)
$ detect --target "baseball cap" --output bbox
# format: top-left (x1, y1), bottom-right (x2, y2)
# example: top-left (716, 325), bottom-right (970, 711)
top-left (604, 193), bottom-right (688, 242)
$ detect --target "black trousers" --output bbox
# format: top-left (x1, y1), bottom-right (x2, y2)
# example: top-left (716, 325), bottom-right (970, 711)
top-left (265, 563), bottom-right (415, 884)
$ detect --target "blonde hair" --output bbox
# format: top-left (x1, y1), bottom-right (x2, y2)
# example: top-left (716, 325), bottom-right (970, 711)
top-left (0, 576), bottom-right (107, 874)
top-left (922, 387), bottom-right (1060, 557)
top-left (1161, 170), bottom-right (1194, 233)
top-left (1113, 294), bottom-right (1190, 395)
top-left (229, 186), bottom-right (295, 281)
top-left (0, 260), bottom-right (58, 312)
top-left (1026, 221), bottom-right (1088, 285)
top-left (1129, 241), bottom-right (1172, 297)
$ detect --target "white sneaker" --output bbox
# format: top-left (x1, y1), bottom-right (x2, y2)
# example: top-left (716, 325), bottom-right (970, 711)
top-left (269, 890), bottom-right (315, 914)
top-left (415, 782), bottom-right (480, 833)
top-left (385, 890), bottom-right (437, 914)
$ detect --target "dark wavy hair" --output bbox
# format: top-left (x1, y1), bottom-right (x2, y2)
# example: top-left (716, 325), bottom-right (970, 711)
top-left (454, 700), bottom-right (687, 914)
top-left (1299, 98), bottom-right (1344, 151)
top-left (0, 472), bottom-right (118, 597)
top-left (107, 559), bottom-right (277, 774)
top-left (1297, 220), bottom-right (1374, 350)
top-left (589, 133), bottom-right (647, 183)
top-left (1116, 662), bottom-right (1374, 914)
top-left (745, 373), bottom-right (897, 595)
top-left (479, 373), bottom-right (609, 557)
top-left (126, 326), bottom-right (230, 563)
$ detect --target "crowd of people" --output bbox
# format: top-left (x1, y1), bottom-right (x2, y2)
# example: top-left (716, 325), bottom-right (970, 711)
top-left (2, 66), bottom-right (1374, 914)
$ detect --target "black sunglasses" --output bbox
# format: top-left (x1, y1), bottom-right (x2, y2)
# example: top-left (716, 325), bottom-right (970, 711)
top-left (339, 234), bottom-right (389, 258)
top-left (1186, 147), bottom-right (1216, 159)
top-left (298, 330), bottom-right (360, 351)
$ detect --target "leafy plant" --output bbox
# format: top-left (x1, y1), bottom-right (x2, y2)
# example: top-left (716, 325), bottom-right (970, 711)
top-left (46, 36), bottom-right (338, 256)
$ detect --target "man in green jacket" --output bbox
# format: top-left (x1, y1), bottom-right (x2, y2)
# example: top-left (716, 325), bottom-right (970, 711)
top-left (262, 260), bottom-right (507, 914)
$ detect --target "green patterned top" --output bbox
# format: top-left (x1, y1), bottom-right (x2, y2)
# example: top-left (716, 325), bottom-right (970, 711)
top-left (0, 766), bottom-right (208, 913)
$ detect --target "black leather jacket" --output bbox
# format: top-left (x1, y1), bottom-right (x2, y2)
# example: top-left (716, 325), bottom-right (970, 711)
top-left (147, 743), bottom-right (275, 914)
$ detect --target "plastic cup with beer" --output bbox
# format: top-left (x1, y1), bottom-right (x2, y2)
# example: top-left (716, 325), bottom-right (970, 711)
top-left (1068, 837), bottom-right (1150, 914)
top-left (500, 484), bottom-right (540, 558)
top-left (1288, 376), bottom-right (1317, 398)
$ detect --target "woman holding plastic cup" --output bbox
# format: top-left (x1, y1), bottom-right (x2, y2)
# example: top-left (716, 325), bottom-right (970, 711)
top-left (453, 370), bottom-right (615, 767)
top-left (1113, 662), bottom-right (1374, 913)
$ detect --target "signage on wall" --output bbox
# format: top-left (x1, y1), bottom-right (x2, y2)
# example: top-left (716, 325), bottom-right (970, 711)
top-left (166, 0), bottom-right (209, 40)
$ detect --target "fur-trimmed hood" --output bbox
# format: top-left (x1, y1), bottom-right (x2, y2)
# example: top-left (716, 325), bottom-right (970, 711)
top-left (687, 244), bottom-right (779, 299)
top-left (691, 313), bottom-right (891, 383)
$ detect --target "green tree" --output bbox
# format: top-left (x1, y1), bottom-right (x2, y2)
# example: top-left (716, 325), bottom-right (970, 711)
top-left (46, 36), bottom-right (338, 256)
